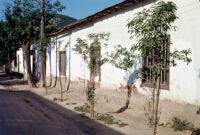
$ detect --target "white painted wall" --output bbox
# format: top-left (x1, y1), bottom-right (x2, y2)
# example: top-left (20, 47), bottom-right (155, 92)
top-left (46, 0), bottom-right (200, 105)
top-left (16, 48), bottom-right (39, 78)
top-left (17, 48), bottom-right (24, 74)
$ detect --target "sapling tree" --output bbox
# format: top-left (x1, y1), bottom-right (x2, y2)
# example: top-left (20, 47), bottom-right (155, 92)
top-left (111, 1), bottom-right (192, 135)
top-left (73, 32), bottom-right (110, 118)
top-left (109, 44), bottom-right (139, 113)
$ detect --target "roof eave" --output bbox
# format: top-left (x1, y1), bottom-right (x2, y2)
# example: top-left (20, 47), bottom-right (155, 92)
top-left (48, 0), bottom-right (145, 37)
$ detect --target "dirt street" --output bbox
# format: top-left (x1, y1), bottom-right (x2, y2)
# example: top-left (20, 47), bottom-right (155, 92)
top-left (0, 72), bottom-right (200, 135)
top-left (0, 73), bottom-right (122, 135)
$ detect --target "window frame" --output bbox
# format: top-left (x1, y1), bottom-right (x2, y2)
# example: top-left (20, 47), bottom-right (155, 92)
top-left (59, 51), bottom-right (66, 76)
top-left (141, 36), bottom-right (170, 90)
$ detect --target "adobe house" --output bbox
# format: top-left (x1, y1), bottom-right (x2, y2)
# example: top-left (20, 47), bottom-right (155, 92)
top-left (16, 15), bottom-right (77, 80)
top-left (19, 0), bottom-right (200, 105)
top-left (16, 48), bottom-right (36, 79)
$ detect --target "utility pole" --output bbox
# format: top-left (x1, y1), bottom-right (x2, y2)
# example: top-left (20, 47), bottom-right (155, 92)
top-left (40, 0), bottom-right (46, 88)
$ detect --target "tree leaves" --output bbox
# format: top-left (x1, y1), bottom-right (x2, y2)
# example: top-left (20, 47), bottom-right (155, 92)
top-left (109, 44), bottom-right (136, 71)
top-left (5, 0), bottom-right (65, 48)
top-left (0, 21), bottom-right (20, 66)
top-left (73, 32), bottom-right (110, 69)
top-left (170, 49), bottom-right (192, 66)
top-left (127, 1), bottom-right (191, 76)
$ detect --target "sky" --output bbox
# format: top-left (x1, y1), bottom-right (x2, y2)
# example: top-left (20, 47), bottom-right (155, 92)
top-left (0, 0), bottom-right (123, 20)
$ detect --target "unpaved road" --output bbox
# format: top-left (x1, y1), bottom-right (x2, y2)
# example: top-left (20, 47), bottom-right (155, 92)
top-left (0, 73), bottom-right (122, 135)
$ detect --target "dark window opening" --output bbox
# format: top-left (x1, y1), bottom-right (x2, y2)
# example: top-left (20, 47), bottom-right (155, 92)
top-left (59, 51), bottom-right (66, 75)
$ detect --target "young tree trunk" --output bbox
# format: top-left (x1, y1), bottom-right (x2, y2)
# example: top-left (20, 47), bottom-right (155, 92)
top-left (89, 48), bottom-right (100, 118)
top-left (41, 52), bottom-right (46, 87)
top-left (152, 75), bottom-right (156, 126)
top-left (45, 67), bottom-right (48, 93)
top-left (40, 0), bottom-right (46, 88)
top-left (90, 70), bottom-right (96, 118)
top-left (90, 83), bottom-right (95, 118)
top-left (5, 53), bottom-right (13, 79)
top-left (22, 45), bottom-right (36, 88)
top-left (197, 107), bottom-right (200, 115)
top-left (23, 57), bottom-right (25, 82)
top-left (153, 75), bottom-right (161, 135)
top-left (60, 71), bottom-right (63, 101)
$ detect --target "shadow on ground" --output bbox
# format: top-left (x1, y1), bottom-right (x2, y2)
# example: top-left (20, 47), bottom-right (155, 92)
top-left (0, 87), bottom-right (123, 135)
top-left (115, 62), bottom-right (140, 113)
top-left (0, 72), bottom-right (27, 86)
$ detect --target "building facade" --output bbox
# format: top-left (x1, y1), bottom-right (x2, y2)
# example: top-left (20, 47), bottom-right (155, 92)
top-left (18, 0), bottom-right (200, 105)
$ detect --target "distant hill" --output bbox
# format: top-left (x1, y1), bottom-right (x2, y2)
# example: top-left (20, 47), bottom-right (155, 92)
top-left (55, 14), bottom-right (77, 29)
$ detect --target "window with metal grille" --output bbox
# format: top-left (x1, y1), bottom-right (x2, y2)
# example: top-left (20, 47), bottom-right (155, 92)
top-left (59, 51), bottom-right (66, 75)
top-left (141, 37), bottom-right (170, 90)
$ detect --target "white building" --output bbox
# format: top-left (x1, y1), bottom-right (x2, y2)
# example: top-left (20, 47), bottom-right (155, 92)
top-left (16, 48), bottom-right (37, 78)
top-left (18, 0), bottom-right (200, 105)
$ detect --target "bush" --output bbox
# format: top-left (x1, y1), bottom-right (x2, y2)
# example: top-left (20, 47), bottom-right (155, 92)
top-left (74, 103), bottom-right (90, 113)
top-left (171, 117), bottom-right (194, 131)
top-left (96, 113), bottom-right (118, 125)
top-left (96, 113), bottom-right (128, 127)
top-left (192, 128), bottom-right (200, 135)
top-left (53, 97), bottom-right (58, 101)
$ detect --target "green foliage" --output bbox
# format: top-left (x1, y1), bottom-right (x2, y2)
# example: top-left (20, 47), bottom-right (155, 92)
top-left (109, 45), bottom-right (136, 71)
top-left (96, 113), bottom-right (118, 125)
top-left (170, 49), bottom-right (192, 66)
top-left (170, 117), bottom-right (200, 135)
top-left (5, 0), bottom-right (40, 46)
top-left (86, 85), bottom-right (95, 102)
top-left (73, 32), bottom-right (110, 110)
top-left (73, 38), bottom-right (90, 63)
top-left (0, 21), bottom-right (20, 66)
top-left (125, 2), bottom-right (192, 135)
top-left (74, 103), bottom-right (90, 113)
top-left (127, 1), bottom-right (191, 76)
top-left (118, 122), bottom-right (129, 128)
top-left (64, 42), bottom-right (70, 48)
top-left (33, 35), bottom-right (51, 62)
top-left (5, 0), bottom-right (65, 49)
top-left (128, 1), bottom-right (178, 39)
top-left (171, 117), bottom-right (194, 131)
top-left (66, 102), bottom-right (77, 105)
top-left (53, 97), bottom-right (58, 101)
top-left (73, 32), bottom-right (110, 70)
top-left (96, 113), bottom-right (128, 127)
top-left (110, 1), bottom-right (191, 78)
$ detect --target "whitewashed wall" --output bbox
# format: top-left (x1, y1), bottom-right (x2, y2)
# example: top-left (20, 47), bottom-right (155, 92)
top-left (16, 48), bottom-right (24, 74)
top-left (47, 0), bottom-right (200, 105)
top-left (16, 48), bottom-right (37, 78)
